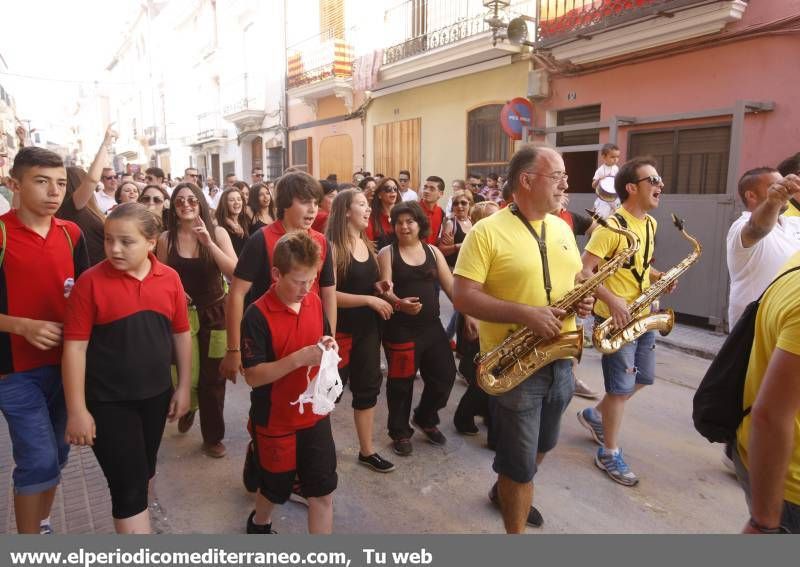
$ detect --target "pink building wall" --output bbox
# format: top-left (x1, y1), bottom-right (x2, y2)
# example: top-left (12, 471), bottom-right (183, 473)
top-left (534, 34), bottom-right (799, 176)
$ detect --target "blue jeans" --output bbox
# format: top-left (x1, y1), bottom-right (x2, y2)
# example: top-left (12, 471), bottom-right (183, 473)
top-left (491, 360), bottom-right (574, 483)
top-left (0, 365), bottom-right (69, 495)
top-left (601, 330), bottom-right (656, 395)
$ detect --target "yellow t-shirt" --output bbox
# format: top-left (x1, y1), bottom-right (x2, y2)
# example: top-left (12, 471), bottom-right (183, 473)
top-left (736, 251), bottom-right (800, 505)
top-left (783, 200), bottom-right (800, 218)
top-left (454, 207), bottom-right (582, 354)
top-left (584, 206), bottom-right (657, 319)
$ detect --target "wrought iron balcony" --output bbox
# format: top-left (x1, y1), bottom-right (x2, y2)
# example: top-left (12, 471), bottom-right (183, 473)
top-left (191, 112), bottom-right (228, 144)
top-left (143, 125), bottom-right (167, 147)
top-left (537, 0), bottom-right (743, 45)
top-left (287, 30), bottom-right (353, 90)
top-left (222, 73), bottom-right (266, 123)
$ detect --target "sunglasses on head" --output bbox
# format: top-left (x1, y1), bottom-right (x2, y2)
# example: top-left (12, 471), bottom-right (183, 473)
top-left (636, 175), bottom-right (663, 186)
top-left (140, 195), bottom-right (164, 204)
top-left (174, 196), bottom-right (199, 206)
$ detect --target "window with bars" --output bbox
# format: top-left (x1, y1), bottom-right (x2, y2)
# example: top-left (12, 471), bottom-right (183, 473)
top-left (628, 125), bottom-right (730, 195)
top-left (466, 104), bottom-right (512, 178)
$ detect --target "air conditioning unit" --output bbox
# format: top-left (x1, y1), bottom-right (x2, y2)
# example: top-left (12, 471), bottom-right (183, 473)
top-left (527, 69), bottom-right (549, 100)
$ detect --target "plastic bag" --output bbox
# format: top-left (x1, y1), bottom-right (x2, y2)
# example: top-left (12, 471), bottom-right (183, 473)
top-left (290, 343), bottom-right (343, 416)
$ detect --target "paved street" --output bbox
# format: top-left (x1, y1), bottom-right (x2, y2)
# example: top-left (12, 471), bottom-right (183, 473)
top-left (0, 297), bottom-right (745, 534)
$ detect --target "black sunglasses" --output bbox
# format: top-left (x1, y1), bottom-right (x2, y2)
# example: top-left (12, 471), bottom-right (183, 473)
top-left (636, 175), bottom-right (663, 186)
top-left (140, 195), bottom-right (164, 204)
top-left (102, 175), bottom-right (117, 181)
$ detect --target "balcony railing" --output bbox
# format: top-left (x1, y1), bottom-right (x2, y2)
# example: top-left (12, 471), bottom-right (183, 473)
top-left (222, 73), bottom-right (265, 117)
top-left (382, 0), bottom-right (535, 66)
top-left (287, 30), bottom-right (353, 89)
top-left (537, 0), bottom-right (730, 42)
top-left (195, 112), bottom-right (228, 142)
top-left (143, 125), bottom-right (167, 147)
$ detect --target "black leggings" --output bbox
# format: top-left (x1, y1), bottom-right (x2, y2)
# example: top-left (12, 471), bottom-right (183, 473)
top-left (88, 388), bottom-right (172, 519)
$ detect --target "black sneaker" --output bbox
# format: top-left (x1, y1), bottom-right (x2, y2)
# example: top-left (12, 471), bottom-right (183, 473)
top-left (246, 510), bottom-right (277, 534)
top-left (358, 452), bottom-right (396, 473)
top-left (392, 438), bottom-right (413, 457)
top-left (412, 419), bottom-right (447, 446)
top-left (488, 482), bottom-right (544, 528)
top-left (243, 441), bottom-right (259, 493)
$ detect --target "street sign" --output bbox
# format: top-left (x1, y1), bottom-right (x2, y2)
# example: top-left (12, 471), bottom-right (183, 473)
top-left (500, 97), bottom-right (533, 141)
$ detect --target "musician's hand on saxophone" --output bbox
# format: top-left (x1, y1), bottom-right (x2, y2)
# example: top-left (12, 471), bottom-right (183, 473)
top-left (521, 306), bottom-right (566, 339)
top-left (605, 294), bottom-right (633, 331)
top-left (651, 269), bottom-right (678, 294)
top-left (576, 295), bottom-right (595, 318)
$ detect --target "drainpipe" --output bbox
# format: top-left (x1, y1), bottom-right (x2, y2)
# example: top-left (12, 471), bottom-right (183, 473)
top-left (282, 0), bottom-right (290, 171)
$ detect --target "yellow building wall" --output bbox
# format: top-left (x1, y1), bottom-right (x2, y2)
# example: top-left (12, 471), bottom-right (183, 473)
top-left (366, 60), bottom-right (530, 191)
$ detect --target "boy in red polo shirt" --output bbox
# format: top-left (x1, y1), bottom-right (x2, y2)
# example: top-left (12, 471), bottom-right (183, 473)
top-left (419, 175), bottom-right (446, 245)
top-left (241, 231), bottom-right (338, 534)
top-left (0, 147), bottom-right (89, 534)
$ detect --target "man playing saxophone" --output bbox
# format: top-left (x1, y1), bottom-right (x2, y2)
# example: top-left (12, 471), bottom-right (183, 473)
top-left (453, 144), bottom-right (594, 533)
top-left (577, 157), bottom-right (675, 487)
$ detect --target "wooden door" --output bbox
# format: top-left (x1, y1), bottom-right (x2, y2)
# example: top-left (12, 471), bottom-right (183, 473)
top-left (319, 134), bottom-right (353, 184)
top-left (373, 118), bottom-right (421, 189)
top-left (251, 136), bottom-right (263, 170)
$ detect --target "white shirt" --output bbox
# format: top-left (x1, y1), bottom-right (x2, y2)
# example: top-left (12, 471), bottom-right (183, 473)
top-left (726, 211), bottom-right (800, 326)
top-left (94, 190), bottom-right (117, 214)
top-left (0, 194), bottom-right (10, 215)
top-left (593, 163), bottom-right (619, 183)
top-left (400, 188), bottom-right (418, 202)
top-left (206, 188), bottom-right (222, 210)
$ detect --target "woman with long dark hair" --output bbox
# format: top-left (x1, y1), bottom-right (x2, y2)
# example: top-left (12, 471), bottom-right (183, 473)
top-left (366, 177), bottom-right (399, 251)
top-left (248, 182), bottom-right (275, 232)
top-left (326, 189), bottom-right (395, 473)
top-left (57, 125), bottom-right (117, 265)
top-left (215, 188), bottom-right (250, 256)
top-left (156, 182), bottom-right (237, 458)
top-left (138, 184), bottom-right (169, 229)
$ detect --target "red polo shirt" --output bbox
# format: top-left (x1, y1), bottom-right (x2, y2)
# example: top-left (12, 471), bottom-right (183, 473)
top-left (420, 201), bottom-right (445, 245)
top-left (64, 254), bottom-right (190, 401)
top-left (233, 220), bottom-right (334, 306)
top-left (241, 287), bottom-right (327, 434)
top-left (0, 210), bottom-right (89, 373)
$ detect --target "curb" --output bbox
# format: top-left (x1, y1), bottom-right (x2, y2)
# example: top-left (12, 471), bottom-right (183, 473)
top-left (656, 337), bottom-right (716, 361)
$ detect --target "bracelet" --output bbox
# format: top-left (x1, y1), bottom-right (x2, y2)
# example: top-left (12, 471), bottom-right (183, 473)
top-left (226, 347), bottom-right (240, 353)
top-left (749, 517), bottom-right (784, 534)
top-left (394, 301), bottom-right (401, 311)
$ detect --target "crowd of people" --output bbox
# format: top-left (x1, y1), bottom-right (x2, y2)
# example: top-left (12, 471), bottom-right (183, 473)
top-left (1, 127), bottom-right (799, 537)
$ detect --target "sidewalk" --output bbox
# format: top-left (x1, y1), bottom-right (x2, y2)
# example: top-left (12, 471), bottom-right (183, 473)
top-left (655, 322), bottom-right (726, 360)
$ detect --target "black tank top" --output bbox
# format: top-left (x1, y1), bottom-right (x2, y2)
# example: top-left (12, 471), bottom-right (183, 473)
top-left (337, 252), bottom-right (380, 334)
top-left (167, 243), bottom-right (225, 308)
top-left (446, 219), bottom-right (468, 268)
top-left (387, 241), bottom-right (439, 335)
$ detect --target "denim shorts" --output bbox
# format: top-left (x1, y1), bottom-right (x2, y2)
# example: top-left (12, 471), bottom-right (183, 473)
top-left (601, 330), bottom-right (656, 395)
top-left (0, 365), bottom-right (69, 495)
top-left (491, 359), bottom-right (574, 484)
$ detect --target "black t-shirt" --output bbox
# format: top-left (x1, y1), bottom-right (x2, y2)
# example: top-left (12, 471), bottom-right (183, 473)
top-left (234, 223), bottom-right (335, 306)
top-left (336, 252), bottom-right (380, 334)
top-left (57, 193), bottom-right (106, 266)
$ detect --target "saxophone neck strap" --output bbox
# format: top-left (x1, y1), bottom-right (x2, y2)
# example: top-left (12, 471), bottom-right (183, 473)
top-left (510, 203), bottom-right (552, 305)
top-left (613, 212), bottom-right (653, 292)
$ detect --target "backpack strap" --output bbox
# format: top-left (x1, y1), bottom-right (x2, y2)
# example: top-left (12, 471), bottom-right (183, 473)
top-left (0, 220), bottom-right (74, 271)
top-left (757, 265), bottom-right (800, 303)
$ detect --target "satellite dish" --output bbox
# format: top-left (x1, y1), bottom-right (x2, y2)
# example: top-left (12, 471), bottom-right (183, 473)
top-left (507, 17), bottom-right (529, 46)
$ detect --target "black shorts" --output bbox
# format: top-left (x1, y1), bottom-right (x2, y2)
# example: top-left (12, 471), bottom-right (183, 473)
top-left (337, 330), bottom-right (382, 410)
top-left (255, 416), bottom-right (337, 504)
top-left (88, 388), bottom-right (172, 519)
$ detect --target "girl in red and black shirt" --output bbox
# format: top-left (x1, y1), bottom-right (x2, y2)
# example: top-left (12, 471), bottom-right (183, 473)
top-left (63, 203), bottom-right (192, 534)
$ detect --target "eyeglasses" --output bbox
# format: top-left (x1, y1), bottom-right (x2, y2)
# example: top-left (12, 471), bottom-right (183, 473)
top-left (382, 187), bottom-right (398, 193)
top-left (102, 175), bottom-right (117, 181)
top-left (185, 173), bottom-right (198, 178)
top-left (174, 196), bottom-right (199, 207)
top-left (525, 171), bottom-right (568, 183)
top-left (470, 183), bottom-right (481, 188)
top-left (253, 173), bottom-right (264, 178)
top-left (399, 178), bottom-right (409, 183)
top-left (139, 195), bottom-right (164, 204)
top-left (636, 175), bottom-right (664, 186)
top-left (453, 200), bottom-right (470, 207)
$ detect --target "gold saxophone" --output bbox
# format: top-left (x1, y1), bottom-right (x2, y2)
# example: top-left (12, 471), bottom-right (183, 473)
top-left (476, 211), bottom-right (639, 396)
top-left (592, 214), bottom-right (702, 354)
